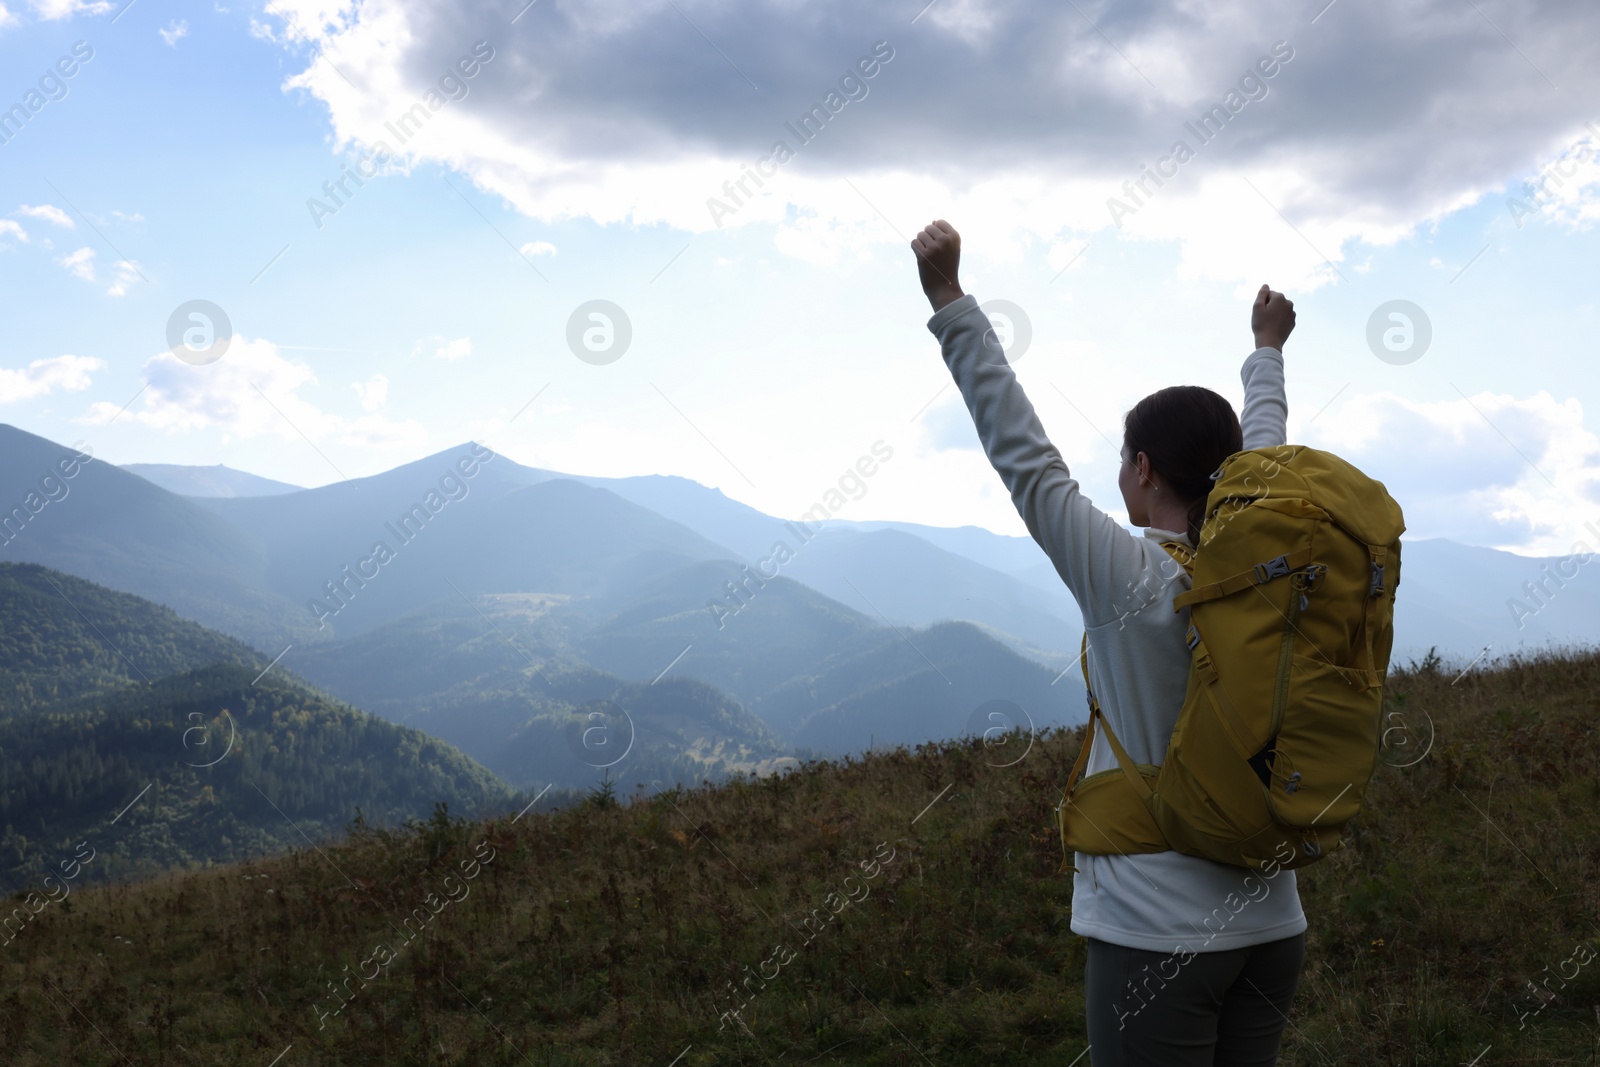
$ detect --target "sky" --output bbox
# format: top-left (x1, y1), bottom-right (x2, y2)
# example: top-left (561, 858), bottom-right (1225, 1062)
top-left (1, 0), bottom-right (1599, 556)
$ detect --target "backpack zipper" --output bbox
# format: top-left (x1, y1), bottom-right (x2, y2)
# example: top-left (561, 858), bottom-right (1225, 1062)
top-left (1268, 574), bottom-right (1306, 748)
top-left (1267, 564), bottom-right (1325, 784)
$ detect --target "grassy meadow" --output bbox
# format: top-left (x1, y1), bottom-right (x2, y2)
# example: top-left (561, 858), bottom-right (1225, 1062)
top-left (2, 646), bottom-right (1597, 1065)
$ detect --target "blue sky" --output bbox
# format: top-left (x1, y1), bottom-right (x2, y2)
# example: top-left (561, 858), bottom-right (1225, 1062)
top-left (2, 0), bottom-right (1598, 556)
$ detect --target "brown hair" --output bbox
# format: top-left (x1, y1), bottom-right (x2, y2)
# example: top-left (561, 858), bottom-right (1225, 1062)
top-left (1122, 385), bottom-right (1243, 543)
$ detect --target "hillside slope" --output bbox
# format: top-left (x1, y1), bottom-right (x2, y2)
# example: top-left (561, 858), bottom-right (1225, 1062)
top-left (0, 562), bottom-right (262, 713)
top-left (0, 567), bottom-right (514, 893)
top-left (779, 526), bottom-right (1080, 654)
top-left (759, 618), bottom-right (1074, 751)
top-left (3, 646), bottom-right (1592, 1064)
top-left (119, 463), bottom-right (304, 497)
top-left (285, 581), bottom-right (799, 790)
top-left (575, 472), bottom-right (1080, 659)
top-left (0, 425), bottom-right (316, 648)
top-left (286, 566), bottom-right (1080, 774)
top-left (385, 666), bottom-right (793, 791)
top-left (0, 665), bottom-right (513, 893)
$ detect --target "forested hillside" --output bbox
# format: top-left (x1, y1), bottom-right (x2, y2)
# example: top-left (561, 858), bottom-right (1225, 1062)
top-left (0, 664), bottom-right (515, 893)
top-left (0, 568), bottom-right (516, 893)
top-left (0, 563), bottom-right (261, 713)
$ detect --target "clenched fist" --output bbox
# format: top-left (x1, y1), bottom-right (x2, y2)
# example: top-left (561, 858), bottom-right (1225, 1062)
top-left (911, 220), bottom-right (966, 312)
top-left (1251, 284), bottom-right (1295, 352)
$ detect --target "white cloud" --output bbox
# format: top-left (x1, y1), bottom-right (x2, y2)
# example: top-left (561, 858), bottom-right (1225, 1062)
top-left (106, 259), bottom-right (142, 296)
top-left (259, 0), bottom-right (1600, 291)
top-left (0, 3), bottom-right (18, 29)
top-left (434, 336), bottom-right (472, 361)
top-left (159, 18), bottom-right (188, 45)
top-left (0, 220), bottom-right (25, 244)
top-left (16, 203), bottom-right (73, 228)
top-left (28, 0), bottom-right (113, 18)
top-left (0, 354), bottom-right (105, 403)
top-left (57, 246), bottom-right (94, 281)
top-left (922, 0), bottom-right (999, 38)
top-left (82, 337), bottom-right (427, 449)
top-left (1504, 125), bottom-right (1600, 232)
top-left (518, 240), bottom-right (556, 257)
top-left (352, 372), bottom-right (388, 411)
top-left (1304, 390), bottom-right (1600, 554)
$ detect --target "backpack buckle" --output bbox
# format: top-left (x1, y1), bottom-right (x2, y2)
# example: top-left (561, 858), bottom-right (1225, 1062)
top-left (1254, 555), bottom-right (1292, 584)
top-left (1185, 624), bottom-right (1200, 651)
top-left (1369, 562), bottom-right (1385, 597)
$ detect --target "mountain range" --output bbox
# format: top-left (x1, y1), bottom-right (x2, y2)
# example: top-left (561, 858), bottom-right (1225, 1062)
top-left (3, 424), bottom-right (1596, 778)
top-left (84, 427), bottom-right (1598, 666)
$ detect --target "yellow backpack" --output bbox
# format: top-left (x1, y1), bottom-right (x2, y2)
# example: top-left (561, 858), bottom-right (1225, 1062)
top-left (1056, 444), bottom-right (1405, 874)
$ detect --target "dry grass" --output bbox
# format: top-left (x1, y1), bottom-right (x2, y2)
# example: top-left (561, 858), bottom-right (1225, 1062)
top-left (1, 644), bottom-right (1597, 1065)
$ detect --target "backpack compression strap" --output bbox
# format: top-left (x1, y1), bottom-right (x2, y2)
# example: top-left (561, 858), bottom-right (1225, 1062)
top-left (1170, 547), bottom-right (1315, 611)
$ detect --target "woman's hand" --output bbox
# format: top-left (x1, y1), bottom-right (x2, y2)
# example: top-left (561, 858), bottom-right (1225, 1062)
top-left (1251, 283), bottom-right (1295, 351)
top-left (912, 220), bottom-right (966, 312)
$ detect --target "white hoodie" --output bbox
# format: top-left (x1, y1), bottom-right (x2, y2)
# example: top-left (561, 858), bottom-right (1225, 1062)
top-left (927, 293), bottom-right (1306, 953)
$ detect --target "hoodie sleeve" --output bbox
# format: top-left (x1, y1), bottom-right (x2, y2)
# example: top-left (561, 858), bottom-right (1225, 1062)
top-left (1239, 347), bottom-right (1287, 450)
top-left (927, 293), bottom-right (1152, 626)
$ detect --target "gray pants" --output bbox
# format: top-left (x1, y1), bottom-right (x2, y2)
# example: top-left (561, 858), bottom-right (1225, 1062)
top-left (1084, 932), bottom-right (1305, 1066)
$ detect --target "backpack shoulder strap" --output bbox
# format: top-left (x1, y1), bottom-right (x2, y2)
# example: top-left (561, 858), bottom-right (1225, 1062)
top-left (1065, 540), bottom-right (1194, 805)
top-left (1072, 633), bottom-right (1152, 802)
top-left (1161, 539), bottom-right (1196, 573)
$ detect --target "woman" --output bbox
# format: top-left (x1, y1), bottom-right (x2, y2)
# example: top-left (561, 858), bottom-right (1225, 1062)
top-left (911, 219), bottom-right (1303, 1066)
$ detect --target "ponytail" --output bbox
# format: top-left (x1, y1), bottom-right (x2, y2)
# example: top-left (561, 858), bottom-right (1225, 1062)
top-left (1184, 496), bottom-right (1209, 547)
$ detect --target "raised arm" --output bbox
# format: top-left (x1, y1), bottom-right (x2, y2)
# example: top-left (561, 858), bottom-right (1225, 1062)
top-left (912, 221), bottom-right (1149, 623)
top-left (1240, 284), bottom-right (1292, 450)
